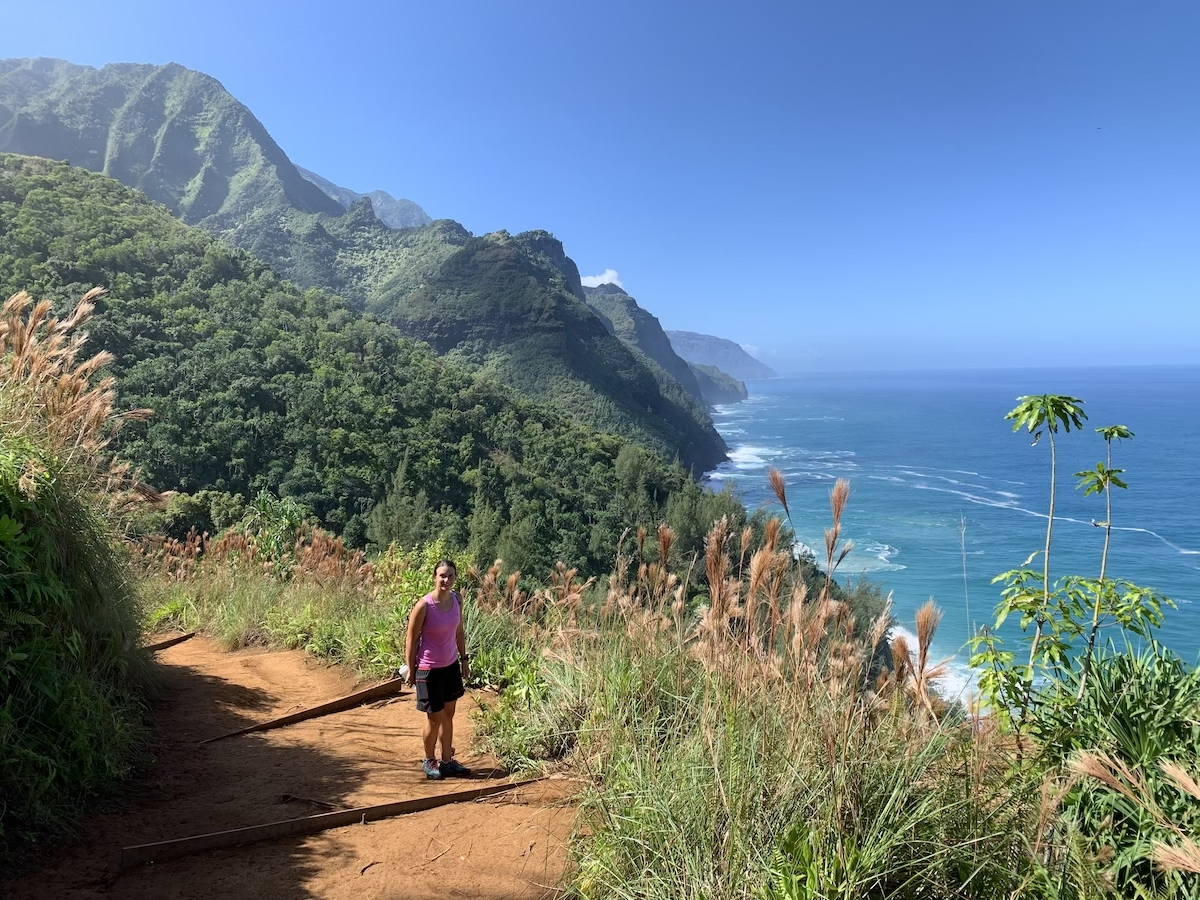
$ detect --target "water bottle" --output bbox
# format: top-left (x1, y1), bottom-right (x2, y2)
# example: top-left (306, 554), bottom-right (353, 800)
top-left (398, 663), bottom-right (410, 681)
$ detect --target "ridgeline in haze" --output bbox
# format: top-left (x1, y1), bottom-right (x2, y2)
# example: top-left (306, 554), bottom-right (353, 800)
top-left (666, 329), bottom-right (778, 381)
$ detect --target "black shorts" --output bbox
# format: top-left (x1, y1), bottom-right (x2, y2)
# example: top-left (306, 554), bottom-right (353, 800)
top-left (415, 661), bottom-right (465, 714)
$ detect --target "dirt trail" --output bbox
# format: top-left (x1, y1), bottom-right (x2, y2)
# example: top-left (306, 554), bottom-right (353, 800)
top-left (7, 637), bottom-right (572, 900)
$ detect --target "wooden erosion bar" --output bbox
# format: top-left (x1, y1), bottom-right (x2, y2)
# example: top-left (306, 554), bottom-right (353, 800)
top-left (143, 632), bottom-right (197, 652)
top-left (119, 779), bottom-right (539, 871)
top-left (200, 677), bottom-right (408, 744)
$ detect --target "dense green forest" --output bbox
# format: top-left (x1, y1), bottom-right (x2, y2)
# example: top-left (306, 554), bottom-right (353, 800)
top-left (0, 58), bottom-right (728, 472)
top-left (0, 154), bottom-right (742, 574)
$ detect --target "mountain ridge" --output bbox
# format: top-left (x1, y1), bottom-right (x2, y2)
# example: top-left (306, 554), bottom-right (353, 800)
top-left (582, 282), bottom-right (706, 404)
top-left (0, 56), bottom-right (728, 471)
top-left (296, 165), bottom-right (432, 229)
top-left (666, 329), bottom-right (778, 380)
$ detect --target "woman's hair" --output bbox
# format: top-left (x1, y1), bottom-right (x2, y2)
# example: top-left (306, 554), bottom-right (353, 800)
top-left (433, 558), bottom-right (458, 577)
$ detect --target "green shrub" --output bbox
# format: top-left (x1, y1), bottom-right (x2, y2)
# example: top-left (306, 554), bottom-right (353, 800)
top-left (0, 433), bottom-right (148, 845)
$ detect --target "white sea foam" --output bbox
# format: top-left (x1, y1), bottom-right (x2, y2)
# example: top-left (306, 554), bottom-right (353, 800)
top-left (1112, 525), bottom-right (1200, 556)
top-left (908, 482), bottom-right (1025, 511)
top-left (726, 445), bottom-right (780, 469)
top-left (813, 540), bottom-right (906, 574)
top-left (793, 540), bottom-right (817, 559)
top-left (846, 541), bottom-right (906, 573)
top-left (886, 626), bottom-right (978, 702)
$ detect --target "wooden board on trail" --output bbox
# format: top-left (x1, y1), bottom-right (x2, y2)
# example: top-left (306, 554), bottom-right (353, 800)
top-left (143, 631), bottom-right (196, 652)
top-left (119, 779), bottom-right (541, 871)
top-left (200, 677), bottom-right (408, 743)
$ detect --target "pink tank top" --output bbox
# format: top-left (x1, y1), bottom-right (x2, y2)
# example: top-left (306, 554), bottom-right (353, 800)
top-left (417, 591), bottom-right (460, 669)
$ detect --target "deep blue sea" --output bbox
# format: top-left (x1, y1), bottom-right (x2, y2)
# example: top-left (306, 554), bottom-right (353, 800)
top-left (706, 366), bottom-right (1200, 695)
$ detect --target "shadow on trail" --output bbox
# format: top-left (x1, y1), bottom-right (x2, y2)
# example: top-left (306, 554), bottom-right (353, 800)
top-left (6, 648), bottom-right (375, 900)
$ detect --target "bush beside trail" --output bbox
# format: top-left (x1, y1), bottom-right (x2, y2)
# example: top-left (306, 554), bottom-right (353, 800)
top-left (0, 290), bottom-right (151, 849)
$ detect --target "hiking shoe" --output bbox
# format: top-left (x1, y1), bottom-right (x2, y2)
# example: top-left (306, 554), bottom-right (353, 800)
top-left (439, 759), bottom-right (471, 777)
top-left (422, 758), bottom-right (443, 780)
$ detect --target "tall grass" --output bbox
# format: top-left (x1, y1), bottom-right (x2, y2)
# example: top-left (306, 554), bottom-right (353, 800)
top-left (1, 290), bottom-right (152, 846)
top-left (475, 480), bottom-right (1047, 899)
top-left (143, 531), bottom-right (536, 690)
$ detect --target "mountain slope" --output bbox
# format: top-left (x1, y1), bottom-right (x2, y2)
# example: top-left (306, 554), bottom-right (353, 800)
top-left (296, 165), bottom-right (432, 229)
top-left (690, 364), bottom-right (748, 405)
top-left (384, 230), bottom-right (727, 471)
top-left (0, 57), bottom-right (726, 472)
top-left (0, 153), bottom-right (716, 574)
top-left (0, 57), bottom-right (343, 227)
top-left (666, 330), bottom-right (778, 380)
top-left (582, 282), bottom-right (705, 403)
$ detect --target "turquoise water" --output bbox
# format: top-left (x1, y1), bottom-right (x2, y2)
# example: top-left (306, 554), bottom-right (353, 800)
top-left (707, 366), bottom-right (1200, 693)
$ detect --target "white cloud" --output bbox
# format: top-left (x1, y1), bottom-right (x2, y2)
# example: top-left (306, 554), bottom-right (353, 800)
top-left (580, 268), bottom-right (623, 288)
top-left (741, 344), bottom-right (761, 358)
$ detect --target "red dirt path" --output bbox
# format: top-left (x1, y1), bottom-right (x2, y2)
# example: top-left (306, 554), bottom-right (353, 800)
top-left (6, 636), bottom-right (572, 900)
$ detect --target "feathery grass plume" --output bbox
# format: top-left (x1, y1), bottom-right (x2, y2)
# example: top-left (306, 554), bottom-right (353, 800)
top-left (890, 633), bottom-right (914, 688)
top-left (503, 571), bottom-right (526, 614)
top-left (547, 561), bottom-right (596, 626)
top-left (1, 289), bottom-right (151, 465)
top-left (763, 516), bottom-right (781, 554)
top-left (1154, 839), bottom-right (1200, 875)
top-left (746, 546), bottom-right (772, 648)
top-left (766, 549), bottom-right (790, 649)
top-left (1161, 760), bottom-right (1200, 802)
top-left (829, 476), bottom-right (850, 525)
top-left (822, 478), bottom-right (854, 587)
top-left (867, 592), bottom-right (894, 656)
top-left (1069, 751), bottom-right (1157, 817)
top-left (768, 466), bottom-right (790, 519)
top-left (657, 522), bottom-right (675, 566)
top-left (476, 560), bottom-right (503, 611)
top-left (636, 524), bottom-right (647, 558)
top-left (738, 524), bottom-right (753, 580)
top-left (705, 515), bottom-right (731, 621)
top-left (1069, 751), bottom-right (1200, 884)
top-left (603, 531), bottom-right (631, 621)
top-left (912, 600), bottom-right (947, 719)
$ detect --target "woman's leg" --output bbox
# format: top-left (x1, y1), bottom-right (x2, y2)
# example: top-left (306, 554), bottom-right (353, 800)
top-left (423, 711), bottom-right (441, 760)
top-left (438, 700), bottom-right (457, 762)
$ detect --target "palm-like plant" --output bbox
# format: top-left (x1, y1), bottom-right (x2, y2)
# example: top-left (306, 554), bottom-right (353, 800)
top-left (1074, 424), bottom-right (1133, 698)
top-left (1004, 394), bottom-right (1087, 666)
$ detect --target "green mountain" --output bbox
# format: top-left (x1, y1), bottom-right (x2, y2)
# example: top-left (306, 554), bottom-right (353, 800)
top-left (0, 153), bottom-right (743, 575)
top-left (666, 329), bottom-right (778, 380)
top-left (690, 364), bottom-right (748, 405)
top-left (0, 57), bottom-right (725, 472)
top-left (582, 283), bottom-right (705, 403)
top-left (296, 165), bottom-right (432, 229)
top-left (382, 229), bottom-right (726, 471)
top-left (0, 57), bottom-right (343, 226)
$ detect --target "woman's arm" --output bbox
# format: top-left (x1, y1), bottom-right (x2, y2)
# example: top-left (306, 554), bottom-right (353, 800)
top-left (456, 615), bottom-right (469, 683)
top-left (404, 600), bottom-right (427, 684)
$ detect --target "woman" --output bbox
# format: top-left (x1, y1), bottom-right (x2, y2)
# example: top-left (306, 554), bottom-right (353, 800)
top-left (404, 559), bottom-right (471, 779)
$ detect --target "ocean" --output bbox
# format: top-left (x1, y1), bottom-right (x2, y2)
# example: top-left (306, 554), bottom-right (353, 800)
top-left (706, 366), bottom-right (1200, 695)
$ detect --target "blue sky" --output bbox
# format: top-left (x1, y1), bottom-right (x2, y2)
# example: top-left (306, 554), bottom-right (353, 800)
top-left (4, 1), bottom-right (1198, 371)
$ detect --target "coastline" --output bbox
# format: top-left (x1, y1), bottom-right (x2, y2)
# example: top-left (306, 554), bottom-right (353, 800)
top-left (703, 365), bottom-right (1200, 692)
